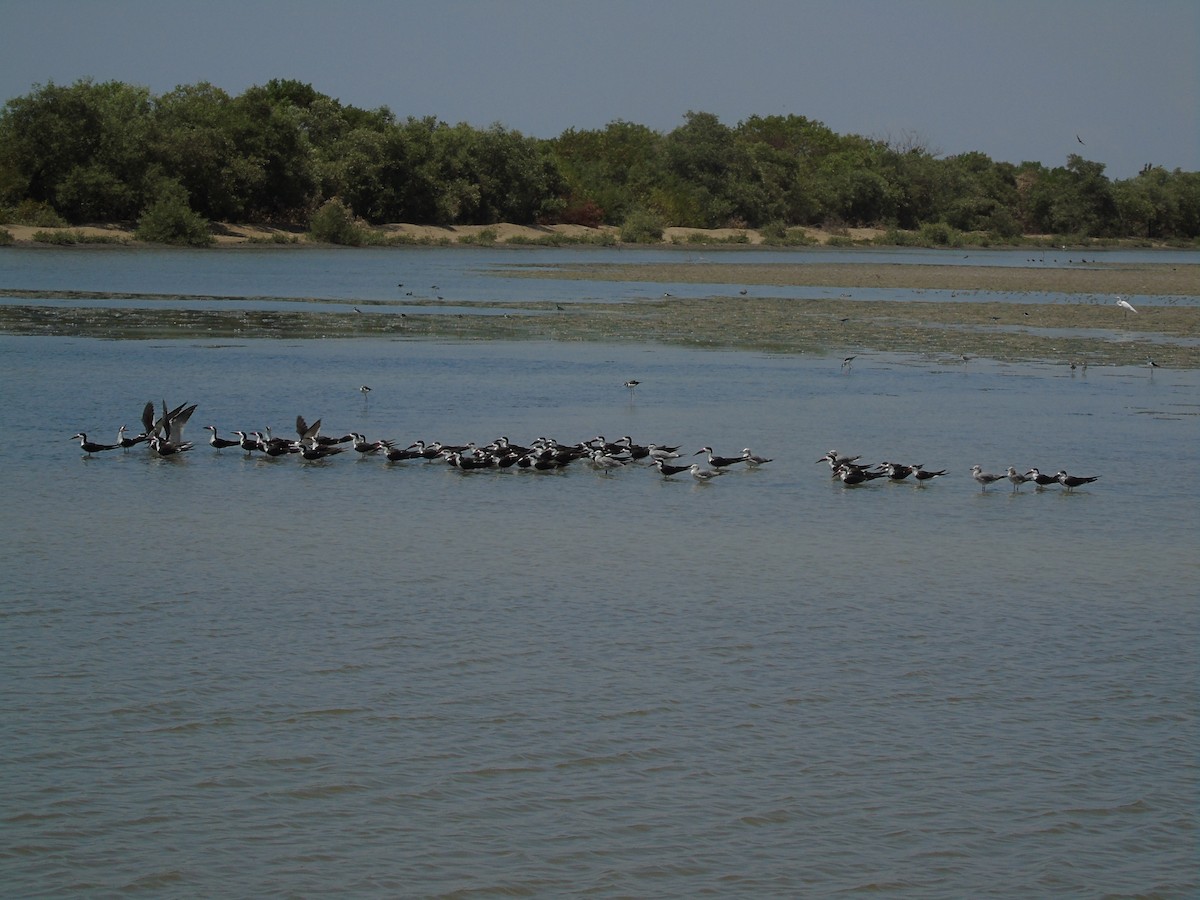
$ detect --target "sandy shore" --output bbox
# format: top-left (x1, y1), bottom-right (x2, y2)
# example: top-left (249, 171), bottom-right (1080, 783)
top-left (0, 221), bottom-right (889, 247)
top-left (3, 224), bottom-right (1196, 367)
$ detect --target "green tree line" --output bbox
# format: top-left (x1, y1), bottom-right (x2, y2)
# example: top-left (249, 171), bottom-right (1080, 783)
top-left (1, 78), bottom-right (1197, 243)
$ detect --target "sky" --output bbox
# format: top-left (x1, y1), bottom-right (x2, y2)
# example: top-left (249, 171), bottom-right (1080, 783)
top-left (1, 0), bottom-right (1196, 180)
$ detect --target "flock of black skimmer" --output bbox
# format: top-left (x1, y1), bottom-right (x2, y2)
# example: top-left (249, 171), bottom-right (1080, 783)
top-left (816, 452), bottom-right (1100, 492)
top-left (74, 403), bottom-right (1101, 493)
top-left (73, 401), bottom-right (774, 482)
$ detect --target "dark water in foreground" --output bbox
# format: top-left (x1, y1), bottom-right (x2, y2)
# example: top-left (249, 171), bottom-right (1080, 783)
top-left (1, 249), bottom-right (1197, 897)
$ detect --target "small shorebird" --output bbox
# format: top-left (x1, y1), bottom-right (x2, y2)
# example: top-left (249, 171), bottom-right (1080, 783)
top-left (360, 385), bottom-right (372, 396)
top-left (1005, 466), bottom-right (1031, 492)
top-left (624, 379), bottom-right (640, 395)
top-left (841, 355), bottom-right (856, 369)
top-left (1055, 470), bottom-right (1100, 492)
top-left (970, 465), bottom-right (1006, 492)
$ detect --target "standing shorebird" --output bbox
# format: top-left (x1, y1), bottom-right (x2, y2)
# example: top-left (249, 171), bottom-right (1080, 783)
top-left (1055, 470), bottom-right (1100, 492)
top-left (696, 446), bottom-right (747, 468)
top-left (624, 379), bottom-right (640, 396)
top-left (911, 465), bottom-right (947, 483)
top-left (970, 465), bottom-right (1006, 492)
top-left (688, 463), bottom-right (725, 483)
top-left (1116, 297), bottom-right (1137, 317)
top-left (73, 433), bottom-right (120, 456)
top-left (1024, 468), bottom-right (1060, 489)
top-left (740, 448), bottom-right (773, 467)
top-left (1005, 466), bottom-right (1031, 493)
top-left (203, 425), bottom-right (241, 451)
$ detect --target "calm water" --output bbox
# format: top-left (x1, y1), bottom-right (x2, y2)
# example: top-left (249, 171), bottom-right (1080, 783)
top-left (1, 248), bottom-right (1197, 897)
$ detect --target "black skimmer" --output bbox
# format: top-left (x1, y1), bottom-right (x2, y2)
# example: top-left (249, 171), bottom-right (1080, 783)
top-left (255, 432), bottom-right (298, 457)
top-left (233, 430), bottom-right (259, 455)
top-left (740, 448), bottom-right (773, 467)
top-left (1055, 470), bottom-right (1100, 492)
top-left (300, 441), bottom-right (346, 461)
top-left (688, 463), bottom-right (725, 482)
top-left (116, 424), bottom-right (148, 450)
top-left (203, 426), bottom-right (241, 451)
top-left (149, 434), bottom-right (193, 456)
top-left (835, 464), bottom-right (886, 485)
top-left (384, 442), bottom-right (425, 462)
top-left (881, 462), bottom-right (915, 481)
top-left (653, 458), bottom-right (691, 478)
top-left (140, 401), bottom-right (195, 455)
top-left (73, 432), bottom-right (120, 456)
top-left (349, 433), bottom-right (385, 455)
top-left (445, 450), bottom-right (493, 470)
top-left (818, 451), bottom-right (860, 467)
top-left (970, 465), bottom-right (1006, 492)
top-left (911, 465), bottom-right (947, 482)
top-left (1024, 468), bottom-right (1059, 489)
top-left (695, 446), bottom-right (746, 468)
top-left (1005, 466), bottom-right (1031, 492)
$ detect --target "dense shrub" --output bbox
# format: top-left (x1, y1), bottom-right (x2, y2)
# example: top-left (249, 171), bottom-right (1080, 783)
top-left (619, 208), bottom-right (664, 243)
top-left (135, 182), bottom-right (213, 246)
top-left (308, 198), bottom-right (368, 245)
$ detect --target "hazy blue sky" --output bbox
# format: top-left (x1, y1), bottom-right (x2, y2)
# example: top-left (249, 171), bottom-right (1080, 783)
top-left (2, 1), bottom-right (1196, 179)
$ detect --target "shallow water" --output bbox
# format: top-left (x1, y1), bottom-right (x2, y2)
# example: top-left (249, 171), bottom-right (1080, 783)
top-left (1, 250), bottom-right (1197, 898)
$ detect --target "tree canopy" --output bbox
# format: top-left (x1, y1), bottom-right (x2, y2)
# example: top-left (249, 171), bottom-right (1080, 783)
top-left (1, 78), bottom-right (1196, 241)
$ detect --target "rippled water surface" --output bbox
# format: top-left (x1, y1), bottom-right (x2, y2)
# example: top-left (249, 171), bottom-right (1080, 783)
top-left (1, 249), bottom-right (1197, 898)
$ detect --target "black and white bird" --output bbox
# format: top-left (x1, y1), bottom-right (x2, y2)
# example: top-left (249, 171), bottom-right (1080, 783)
top-left (835, 463), bottom-right (886, 485)
top-left (653, 457), bottom-right (691, 478)
top-left (73, 432), bottom-right (120, 456)
top-left (203, 425), bottom-right (241, 451)
top-left (1024, 467), bottom-right (1059, 489)
top-left (116, 424), bottom-right (148, 450)
top-left (1055, 470), bottom-right (1100, 492)
top-left (695, 446), bottom-right (746, 468)
top-left (911, 465), bottom-right (947, 482)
